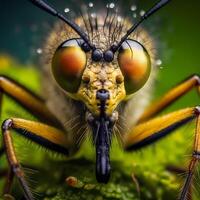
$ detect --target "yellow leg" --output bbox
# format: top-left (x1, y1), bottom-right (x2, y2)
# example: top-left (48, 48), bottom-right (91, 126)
top-left (123, 107), bottom-right (200, 200)
top-left (2, 118), bottom-right (72, 200)
top-left (0, 76), bottom-right (60, 126)
top-left (138, 74), bottom-right (200, 123)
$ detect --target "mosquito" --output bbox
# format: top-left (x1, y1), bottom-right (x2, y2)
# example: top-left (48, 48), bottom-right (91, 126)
top-left (0, 0), bottom-right (200, 199)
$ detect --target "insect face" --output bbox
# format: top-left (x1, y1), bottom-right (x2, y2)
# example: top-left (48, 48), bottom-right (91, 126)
top-left (50, 25), bottom-right (153, 183)
top-left (29, 0), bottom-right (171, 184)
top-left (52, 35), bottom-right (126, 116)
top-left (52, 38), bottom-right (151, 117)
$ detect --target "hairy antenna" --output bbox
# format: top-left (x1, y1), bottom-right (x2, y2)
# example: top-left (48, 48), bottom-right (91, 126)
top-left (28, 0), bottom-right (95, 50)
top-left (111, 0), bottom-right (171, 53)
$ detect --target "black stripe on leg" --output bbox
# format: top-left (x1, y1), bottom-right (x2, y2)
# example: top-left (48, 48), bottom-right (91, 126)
top-left (126, 116), bottom-right (195, 151)
top-left (15, 128), bottom-right (69, 155)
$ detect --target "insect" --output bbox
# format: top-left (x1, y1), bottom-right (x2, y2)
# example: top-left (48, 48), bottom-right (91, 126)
top-left (0, 0), bottom-right (200, 199)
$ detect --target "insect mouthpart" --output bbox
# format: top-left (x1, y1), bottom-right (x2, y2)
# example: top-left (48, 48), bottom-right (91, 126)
top-left (96, 89), bottom-right (110, 114)
top-left (87, 89), bottom-right (118, 183)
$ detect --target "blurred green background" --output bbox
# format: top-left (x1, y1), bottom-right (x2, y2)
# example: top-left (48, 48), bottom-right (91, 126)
top-left (0, 0), bottom-right (200, 200)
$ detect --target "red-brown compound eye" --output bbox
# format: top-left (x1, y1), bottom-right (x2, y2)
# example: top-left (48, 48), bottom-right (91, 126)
top-left (118, 39), bottom-right (151, 95)
top-left (52, 39), bottom-right (87, 93)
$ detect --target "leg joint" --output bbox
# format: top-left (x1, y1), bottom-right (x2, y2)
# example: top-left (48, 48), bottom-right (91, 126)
top-left (191, 74), bottom-right (200, 86)
top-left (0, 75), bottom-right (8, 88)
top-left (0, 75), bottom-right (12, 82)
top-left (12, 164), bottom-right (24, 177)
top-left (195, 106), bottom-right (200, 116)
top-left (2, 119), bottom-right (13, 132)
top-left (193, 151), bottom-right (200, 159)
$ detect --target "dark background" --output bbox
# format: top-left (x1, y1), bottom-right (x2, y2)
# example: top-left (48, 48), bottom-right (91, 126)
top-left (0, 0), bottom-right (200, 106)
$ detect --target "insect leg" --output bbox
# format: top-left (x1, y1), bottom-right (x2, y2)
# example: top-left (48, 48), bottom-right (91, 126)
top-left (0, 75), bottom-right (60, 126)
top-left (1, 117), bottom-right (73, 200)
top-left (123, 106), bottom-right (200, 200)
top-left (138, 74), bottom-right (200, 123)
top-left (4, 168), bottom-right (14, 195)
top-left (180, 114), bottom-right (200, 200)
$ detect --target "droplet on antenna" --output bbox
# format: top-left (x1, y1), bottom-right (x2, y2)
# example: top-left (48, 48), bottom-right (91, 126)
top-left (64, 8), bottom-right (70, 13)
top-left (140, 10), bottom-right (145, 16)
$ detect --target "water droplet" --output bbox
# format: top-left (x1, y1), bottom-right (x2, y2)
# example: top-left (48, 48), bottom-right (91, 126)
top-left (130, 5), bottom-right (137, 11)
top-left (88, 2), bottom-right (94, 8)
top-left (91, 13), bottom-right (96, 18)
top-left (140, 10), bottom-right (145, 16)
top-left (64, 8), bottom-right (70, 13)
top-left (36, 48), bottom-right (43, 54)
top-left (117, 16), bottom-right (122, 22)
top-left (109, 3), bottom-right (115, 9)
top-left (133, 13), bottom-right (137, 18)
top-left (156, 59), bottom-right (162, 66)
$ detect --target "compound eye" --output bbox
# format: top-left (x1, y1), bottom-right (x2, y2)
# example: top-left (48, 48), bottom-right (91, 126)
top-left (118, 39), bottom-right (151, 95)
top-left (52, 39), bottom-right (87, 93)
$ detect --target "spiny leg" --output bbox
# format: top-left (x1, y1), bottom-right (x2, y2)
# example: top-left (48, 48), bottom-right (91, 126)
top-left (180, 115), bottom-right (200, 200)
top-left (2, 118), bottom-right (72, 200)
top-left (138, 74), bottom-right (200, 123)
top-left (124, 107), bottom-right (200, 200)
top-left (130, 74), bottom-right (199, 199)
top-left (0, 75), bottom-right (60, 126)
top-left (0, 76), bottom-right (64, 196)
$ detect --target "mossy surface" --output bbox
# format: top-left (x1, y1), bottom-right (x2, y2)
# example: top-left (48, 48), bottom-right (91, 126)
top-left (0, 57), bottom-right (199, 200)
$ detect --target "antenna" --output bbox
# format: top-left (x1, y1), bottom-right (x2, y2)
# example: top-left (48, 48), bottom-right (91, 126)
top-left (28, 0), bottom-right (95, 50)
top-left (111, 0), bottom-right (171, 53)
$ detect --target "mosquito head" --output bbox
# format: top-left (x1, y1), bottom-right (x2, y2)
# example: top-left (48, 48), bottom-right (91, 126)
top-left (31, 0), bottom-right (170, 118)
top-left (34, 0), bottom-right (171, 183)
